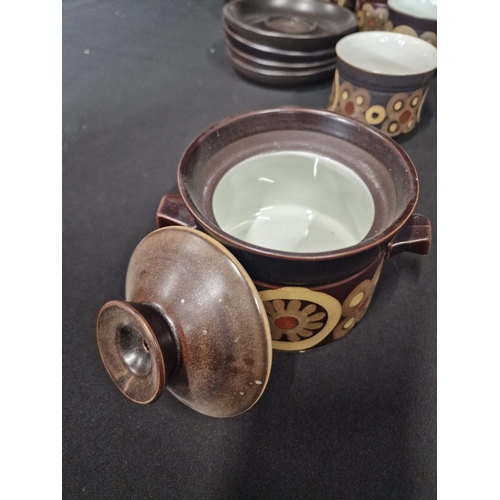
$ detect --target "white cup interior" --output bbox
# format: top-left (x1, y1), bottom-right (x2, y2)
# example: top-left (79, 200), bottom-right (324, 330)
top-left (336, 32), bottom-right (437, 75)
top-left (388, 0), bottom-right (437, 21)
top-left (212, 150), bottom-right (375, 253)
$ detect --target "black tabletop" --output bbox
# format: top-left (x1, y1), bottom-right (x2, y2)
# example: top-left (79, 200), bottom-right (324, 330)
top-left (62, 1), bottom-right (436, 498)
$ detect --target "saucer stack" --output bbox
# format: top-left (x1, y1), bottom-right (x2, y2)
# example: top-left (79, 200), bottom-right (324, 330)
top-left (222, 0), bottom-right (358, 86)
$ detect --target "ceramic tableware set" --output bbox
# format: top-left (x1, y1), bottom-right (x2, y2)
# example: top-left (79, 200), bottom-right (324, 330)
top-left (97, 108), bottom-right (433, 417)
top-left (95, 1), bottom-right (437, 418)
top-left (222, 0), bottom-right (358, 86)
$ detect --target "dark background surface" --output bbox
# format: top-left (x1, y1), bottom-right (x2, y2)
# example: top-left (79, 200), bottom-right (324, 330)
top-left (62, 1), bottom-right (436, 498)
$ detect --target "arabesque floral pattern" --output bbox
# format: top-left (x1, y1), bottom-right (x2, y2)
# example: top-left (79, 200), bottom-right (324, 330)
top-left (264, 299), bottom-right (327, 342)
top-left (259, 287), bottom-right (342, 351)
top-left (259, 261), bottom-right (385, 350)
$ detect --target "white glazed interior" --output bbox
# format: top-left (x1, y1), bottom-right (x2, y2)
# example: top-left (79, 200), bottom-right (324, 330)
top-left (388, 0), bottom-right (437, 21)
top-left (336, 32), bottom-right (437, 75)
top-left (212, 150), bottom-right (375, 253)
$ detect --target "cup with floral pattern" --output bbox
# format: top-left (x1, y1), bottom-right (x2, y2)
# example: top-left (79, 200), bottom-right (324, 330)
top-left (328, 31), bottom-right (436, 138)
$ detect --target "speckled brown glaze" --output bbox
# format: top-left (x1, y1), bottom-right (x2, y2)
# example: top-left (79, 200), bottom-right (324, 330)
top-left (96, 226), bottom-right (272, 417)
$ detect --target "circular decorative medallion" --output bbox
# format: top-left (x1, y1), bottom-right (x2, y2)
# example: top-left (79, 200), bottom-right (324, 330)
top-left (259, 287), bottom-right (342, 351)
top-left (342, 279), bottom-right (372, 317)
top-left (365, 104), bottom-right (386, 125)
top-left (331, 260), bottom-right (385, 341)
top-left (392, 24), bottom-right (418, 38)
top-left (335, 81), bottom-right (371, 120)
top-left (381, 88), bottom-right (424, 137)
top-left (420, 31), bottom-right (437, 47)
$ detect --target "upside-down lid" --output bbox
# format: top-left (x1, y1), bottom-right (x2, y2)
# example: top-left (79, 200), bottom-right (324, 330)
top-left (96, 226), bottom-right (273, 418)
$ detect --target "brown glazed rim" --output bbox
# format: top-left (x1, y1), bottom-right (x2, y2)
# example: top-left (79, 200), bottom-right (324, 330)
top-left (225, 39), bottom-right (338, 69)
top-left (177, 107), bottom-right (419, 263)
top-left (228, 51), bottom-right (337, 77)
top-left (223, 0), bottom-right (355, 42)
top-left (223, 22), bottom-right (337, 58)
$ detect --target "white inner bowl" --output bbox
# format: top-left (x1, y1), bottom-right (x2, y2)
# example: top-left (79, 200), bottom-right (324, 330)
top-left (336, 31), bottom-right (437, 75)
top-left (212, 150), bottom-right (375, 253)
top-left (388, 0), bottom-right (437, 21)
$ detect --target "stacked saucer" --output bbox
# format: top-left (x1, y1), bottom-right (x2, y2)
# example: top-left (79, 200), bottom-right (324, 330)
top-left (223, 0), bottom-right (358, 86)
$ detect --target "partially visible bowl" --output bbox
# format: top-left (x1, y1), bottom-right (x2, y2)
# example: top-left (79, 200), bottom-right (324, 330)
top-left (388, 0), bottom-right (437, 46)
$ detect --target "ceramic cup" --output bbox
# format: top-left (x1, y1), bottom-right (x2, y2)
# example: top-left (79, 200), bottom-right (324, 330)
top-left (388, 0), bottom-right (437, 47)
top-left (328, 31), bottom-right (437, 138)
top-left (156, 107), bottom-right (431, 351)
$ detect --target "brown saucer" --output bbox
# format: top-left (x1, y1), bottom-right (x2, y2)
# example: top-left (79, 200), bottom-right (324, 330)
top-left (223, 0), bottom-right (358, 52)
top-left (226, 41), bottom-right (337, 71)
top-left (227, 51), bottom-right (336, 86)
top-left (223, 21), bottom-right (337, 61)
top-left (225, 37), bottom-right (337, 69)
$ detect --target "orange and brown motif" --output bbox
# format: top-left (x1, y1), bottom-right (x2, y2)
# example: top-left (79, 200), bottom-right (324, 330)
top-left (265, 300), bottom-right (328, 342)
top-left (259, 288), bottom-right (342, 351)
top-left (259, 262), bottom-right (385, 350)
top-left (329, 75), bottom-right (371, 122)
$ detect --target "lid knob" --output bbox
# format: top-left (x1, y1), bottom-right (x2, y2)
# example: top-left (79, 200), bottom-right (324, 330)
top-left (96, 301), bottom-right (178, 404)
